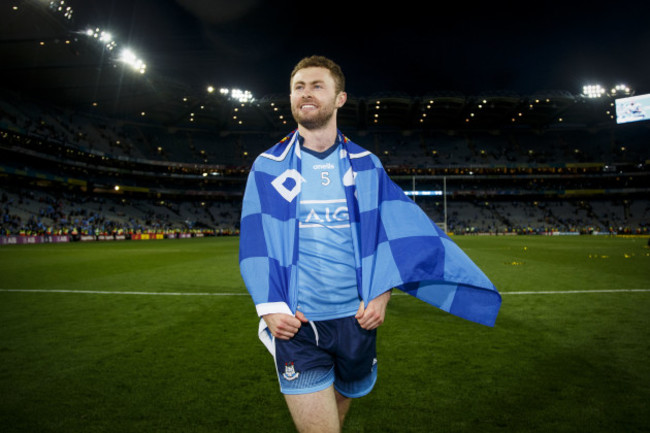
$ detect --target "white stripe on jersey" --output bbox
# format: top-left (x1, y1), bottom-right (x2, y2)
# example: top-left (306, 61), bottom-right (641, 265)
top-left (299, 223), bottom-right (351, 229)
top-left (300, 199), bottom-right (347, 204)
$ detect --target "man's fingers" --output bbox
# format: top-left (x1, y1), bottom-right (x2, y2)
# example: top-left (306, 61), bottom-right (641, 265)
top-left (356, 292), bottom-right (390, 330)
top-left (274, 329), bottom-right (297, 340)
top-left (263, 313), bottom-right (303, 339)
top-left (356, 301), bottom-right (375, 329)
top-left (295, 310), bottom-right (309, 323)
top-left (276, 318), bottom-right (301, 338)
top-left (358, 309), bottom-right (383, 330)
top-left (354, 301), bottom-right (365, 319)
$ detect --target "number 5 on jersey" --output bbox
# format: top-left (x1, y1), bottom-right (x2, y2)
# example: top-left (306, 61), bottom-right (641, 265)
top-left (321, 171), bottom-right (330, 186)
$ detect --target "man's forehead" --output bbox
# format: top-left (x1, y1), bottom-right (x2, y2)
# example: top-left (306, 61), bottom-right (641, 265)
top-left (291, 67), bottom-right (333, 84)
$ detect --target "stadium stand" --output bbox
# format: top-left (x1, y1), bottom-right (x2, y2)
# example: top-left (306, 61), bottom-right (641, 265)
top-left (1, 85), bottom-right (647, 239)
top-left (0, 3), bottom-right (648, 242)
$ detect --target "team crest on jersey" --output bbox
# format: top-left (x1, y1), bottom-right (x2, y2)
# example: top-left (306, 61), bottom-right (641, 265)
top-left (282, 362), bottom-right (300, 381)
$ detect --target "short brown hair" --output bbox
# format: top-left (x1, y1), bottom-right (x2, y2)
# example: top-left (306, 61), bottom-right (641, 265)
top-left (290, 55), bottom-right (346, 94)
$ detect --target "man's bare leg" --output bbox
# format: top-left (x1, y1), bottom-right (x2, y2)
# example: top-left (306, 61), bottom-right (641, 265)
top-left (285, 385), bottom-right (350, 433)
top-left (335, 389), bottom-right (352, 427)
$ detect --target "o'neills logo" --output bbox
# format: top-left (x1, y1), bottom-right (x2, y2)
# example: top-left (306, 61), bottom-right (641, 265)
top-left (312, 162), bottom-right (335, 170)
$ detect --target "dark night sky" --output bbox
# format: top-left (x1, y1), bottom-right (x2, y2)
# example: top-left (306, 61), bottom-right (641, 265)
top-left (73, 0), bottom-right (650, 98)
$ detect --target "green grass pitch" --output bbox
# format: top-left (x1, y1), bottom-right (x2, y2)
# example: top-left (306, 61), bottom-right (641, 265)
top-left (1, 235), bottom-right (648, 432)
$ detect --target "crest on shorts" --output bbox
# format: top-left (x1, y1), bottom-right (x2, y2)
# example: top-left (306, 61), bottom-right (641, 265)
top-left (282, 362), bottom-right (300, 381)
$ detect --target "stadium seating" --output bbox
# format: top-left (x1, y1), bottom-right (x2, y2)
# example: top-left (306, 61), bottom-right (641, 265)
top-left (1, 89), bottom-right (647, 238)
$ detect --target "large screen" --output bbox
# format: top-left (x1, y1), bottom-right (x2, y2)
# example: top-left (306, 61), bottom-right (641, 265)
top-left (615, 93), bottom-right (650, 124)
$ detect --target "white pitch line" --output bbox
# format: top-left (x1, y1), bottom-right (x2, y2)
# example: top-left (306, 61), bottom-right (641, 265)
top-left (0, 289), bottom-right (247, 296)
top-left (499, 289), bottom-right (650, 295)
top-left (0, 288), bottom-right (648, 296)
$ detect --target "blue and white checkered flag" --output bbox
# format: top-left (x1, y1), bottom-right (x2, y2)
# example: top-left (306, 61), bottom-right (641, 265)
top-left (240, 130), bottom-right (501, 329)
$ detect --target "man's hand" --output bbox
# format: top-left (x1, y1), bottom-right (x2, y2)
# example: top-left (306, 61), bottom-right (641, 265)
top-left (355, 290), bottom-right (391, 330)
top-left (262, 311), bottom-right (308, 340)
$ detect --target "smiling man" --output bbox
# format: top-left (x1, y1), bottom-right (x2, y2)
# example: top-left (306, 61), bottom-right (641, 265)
top-left (289, 59), bottom-right (347, 139)
top-left (239, 55), bottom-right (501, 433)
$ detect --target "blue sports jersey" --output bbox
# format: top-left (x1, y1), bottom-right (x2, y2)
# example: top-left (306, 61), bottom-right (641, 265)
top-left (240, 130), bottom-right (501, 355)
top-left (296, 142), bottom-right (360, 320)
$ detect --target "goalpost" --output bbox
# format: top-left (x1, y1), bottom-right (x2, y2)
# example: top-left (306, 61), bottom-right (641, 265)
top-left (404, 175), bottom-right (447, 233)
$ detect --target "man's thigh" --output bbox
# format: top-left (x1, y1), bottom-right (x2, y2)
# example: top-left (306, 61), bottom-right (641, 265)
top-left (274, 320), bottom-right (335, 394)
top-left (284, 385), bottom-right (341, 432)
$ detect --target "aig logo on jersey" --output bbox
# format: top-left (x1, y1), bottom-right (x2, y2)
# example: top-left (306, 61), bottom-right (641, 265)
top-left (301, 201), bottom-right (349, 228)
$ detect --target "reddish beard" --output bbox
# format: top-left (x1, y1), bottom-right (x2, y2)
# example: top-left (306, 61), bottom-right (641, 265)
top-left (291, 101), bottom-right (337, 130)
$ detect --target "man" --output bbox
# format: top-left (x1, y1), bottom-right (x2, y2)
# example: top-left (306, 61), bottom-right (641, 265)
top-left (239, 55), bottom-right (501, 432)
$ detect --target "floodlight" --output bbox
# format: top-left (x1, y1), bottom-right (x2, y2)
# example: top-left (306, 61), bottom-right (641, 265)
top-left (610, 84), bottom-right (632, 97)
top-left (231, 89), bottom-right (254, 103)
top-left (48, 1), bottom-right (73, 19)
top-left (582, 84), bottom-right (606, 98)
top-left (119, 48), bottom-right (136, 63)
top-left (218, 88), bottom-right (255, 103)
top-left (118, 48), bottom-right (147, 73)
top-left (99, 31), bottom-right (112, 43)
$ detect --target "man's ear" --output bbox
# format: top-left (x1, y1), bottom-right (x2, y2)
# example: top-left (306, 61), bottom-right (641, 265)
top-left (336, 92), bottom-right (347, 108)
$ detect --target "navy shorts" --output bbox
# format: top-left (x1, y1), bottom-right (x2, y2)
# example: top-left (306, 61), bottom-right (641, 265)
top-left (273, 316), bottom-right (378, 397)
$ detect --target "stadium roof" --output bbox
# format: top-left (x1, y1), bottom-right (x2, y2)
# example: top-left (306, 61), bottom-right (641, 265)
top-left (2, 0), bottom-right (648, 133)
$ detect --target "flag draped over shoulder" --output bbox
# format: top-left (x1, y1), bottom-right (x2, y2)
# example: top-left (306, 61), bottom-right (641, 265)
top-left (239, 130), bottom-right (501, 333)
